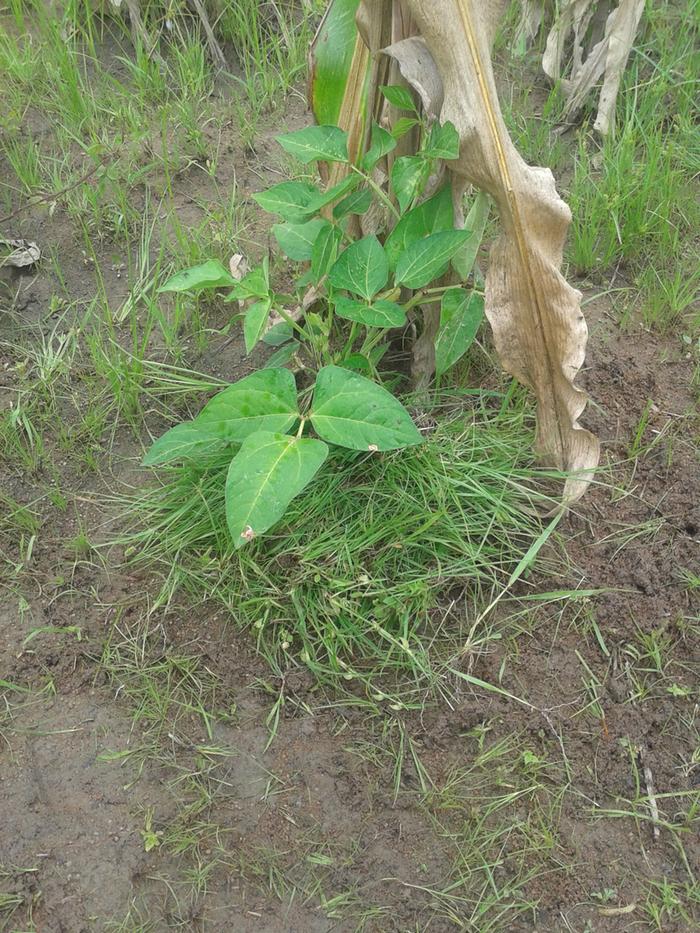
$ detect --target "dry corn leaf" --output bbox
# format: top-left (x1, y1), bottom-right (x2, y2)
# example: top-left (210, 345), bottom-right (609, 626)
top-left (396, 0), bottom-right (599, 501)
top-left (543, 0), bottom-right (645, 134)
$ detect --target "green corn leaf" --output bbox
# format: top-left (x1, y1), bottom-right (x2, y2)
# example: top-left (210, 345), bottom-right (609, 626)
top-left (334, 297), bottom-right (406, 328)
top-left (195, 368), bottom-right (298, 441)
top-left (380, 84), bottom-right (418, 113)
top-left (309, 0), bottom-right (363, 126)
top-left (143, 422), bottom-right (226, 466)
top-left (384, 184), bottom-right (454, 270)
top-left (253, 181), bottom-right (321, 221)
top-left (310, 365), bottom-right (422, 450)
top-left (158, 260), bottom-right (235, 293)
top-left (435, 288), bottom-right (485, 377)
top-left (363, 121), bottom-right (397, 170)
top-left (391, 155), bottom-right (427, 212)
top-left (395, 229), bottom-right (472, 289)
top-left (243, 299), bottom-right (273, 353)
top-left (273, 219), bottom-right (329, 261)
top-left (225, 432), bottom-right (328, 548)
top-left (277, 125), bottom-right (349, 164)
top-left (328, 235), bottom-right (388, 299)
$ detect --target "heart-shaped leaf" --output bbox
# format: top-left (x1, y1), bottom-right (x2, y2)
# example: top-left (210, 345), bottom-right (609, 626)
top-left (273, 219), bottom-right (329, 261)
top-left (143, 422), bottom-right (226, 466)
top-left (384, 184), bottom-right (454, 270)
top-left (253, 181), bottom-right (321, 221)
top-left (333, 188), bottom-right (372, 219)
top-left (328, 235), bottom-right (388, 300)
top-left (226, 261), bottom-right (270, 301)
top-left (195, 368), bottom-right (298, 441)
top-left (363, 121), bottom-right (397, 170)
top-left (310, 365), bottom-right (421, 450)
top-left (395, 229), bottom-right (471, 289)
top-left (391, 155), bottom-right (426, 212)
top-left (380, 84), bottom-right (418, 113)
top-left (276, 125), bottom-right (349, 164)
top-left (225, 432), bottom-right (328, 548)
top-left (263, 321), bottom-right (294, 346)
top-left (435, 289), bottom-right (485, 377)
top-left (158, 260), bottom-right (235, 293)
top-left (243, 299), bottom-right (273, 353)
top-left (423, 121), bottom-right (460, 159)
top-left (334, 297), bottom-right (406, 328)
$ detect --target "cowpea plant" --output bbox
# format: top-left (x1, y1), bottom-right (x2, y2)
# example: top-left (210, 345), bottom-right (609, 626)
top-left (146, 98), bottom-right (485, 548)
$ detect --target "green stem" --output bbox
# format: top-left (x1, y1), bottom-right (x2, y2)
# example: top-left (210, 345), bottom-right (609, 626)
top-left (350, 166), bottom-right (400, 221)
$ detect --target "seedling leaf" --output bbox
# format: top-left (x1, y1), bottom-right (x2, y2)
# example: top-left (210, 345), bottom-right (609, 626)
top-left (328, 235), bottom-right (388, 299)
top-left (225, 432), bottom-right (328, 548)
top-left (311, 365), bottom-right (421, 450)
top-left (196, 368), bottom-right (298, 441)
top-left (395, 229), bottom-right (471, 289)
top-left (277, 125), bottom-right (349, 164)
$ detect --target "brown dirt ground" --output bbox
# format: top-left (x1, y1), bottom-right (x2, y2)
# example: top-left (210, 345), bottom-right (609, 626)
top-left (1, 44), bottom-right (699, 933)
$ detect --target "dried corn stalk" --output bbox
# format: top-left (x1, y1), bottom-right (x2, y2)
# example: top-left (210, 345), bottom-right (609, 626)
top-left (541, 0), bottom-right (645, 134)
top-left (377, 0), bottom-right (600, 500)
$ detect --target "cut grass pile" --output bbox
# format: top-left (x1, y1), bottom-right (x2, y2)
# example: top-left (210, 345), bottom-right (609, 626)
top-left (117, 394), bottom-right (560, 699)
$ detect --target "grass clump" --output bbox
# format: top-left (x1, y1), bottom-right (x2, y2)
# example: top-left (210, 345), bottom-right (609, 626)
top-left (117, 394), bottom-right (557, 699)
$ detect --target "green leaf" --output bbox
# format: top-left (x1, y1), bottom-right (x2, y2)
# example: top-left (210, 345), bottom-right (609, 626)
top-left (380, 84), bottom-right (417, 113)
top-left (423, 121), bottom-right (460, 159)
top-left (252, 181), bottom-right (321, 221)
top-left (340, 352), bottom-right (372, 373)
top-left (244, 299), bottom-right (272, 354)
top-left (195, 368), bottom-right (298, 441)
top-left (310, 365), bottom-right (421, 450)
top-left (435, 289), bottom-right (484, 377)
top-left (334, 297), bottom-right (406, 328)
top-left (226, 261), bottom-right (270, 301)
top-left (395, 229), bottom-right (471, 289)
top-left (309, 0), bottom-right (364, 126)
top-left (452, 191), bottom-right (490, 280)
top-left (225, 432), bottom-right (328, 548)
top-left (264, 341), bottom-right (298, 368)
top-left (328, 235), bottom-right (388, 299)
top-left (311, 223), bottom-right (342, 282)
top-left (384, 184), bottom-right (454, 270)
top-left (263, 321), bottom-right (293, 346)
top-left (391, 116), bottom-right (420, 139)
top-left (309, 173), bottom-right (359, 212)
top-left (158, 260), bottom-right (235, 293)
top-left (391, 155), bottom-right (427, 212)
top-left (272, 219), bottom-right (329, 261)
top-left (276, 125), bottom-right (349, 164)
top-left (143, 422), bottom-right (225, 466)
top-left (333, 188), bottom-right (372, 219)
top-left (363, 121), bottom-right (397, 170)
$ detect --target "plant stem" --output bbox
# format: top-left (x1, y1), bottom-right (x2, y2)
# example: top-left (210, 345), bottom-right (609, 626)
top-left (350, 166), bottom-right (400, 220)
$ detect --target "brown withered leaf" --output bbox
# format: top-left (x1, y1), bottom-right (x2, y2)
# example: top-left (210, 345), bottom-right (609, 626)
top-left (399, 0), bottom-right (600, 501)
